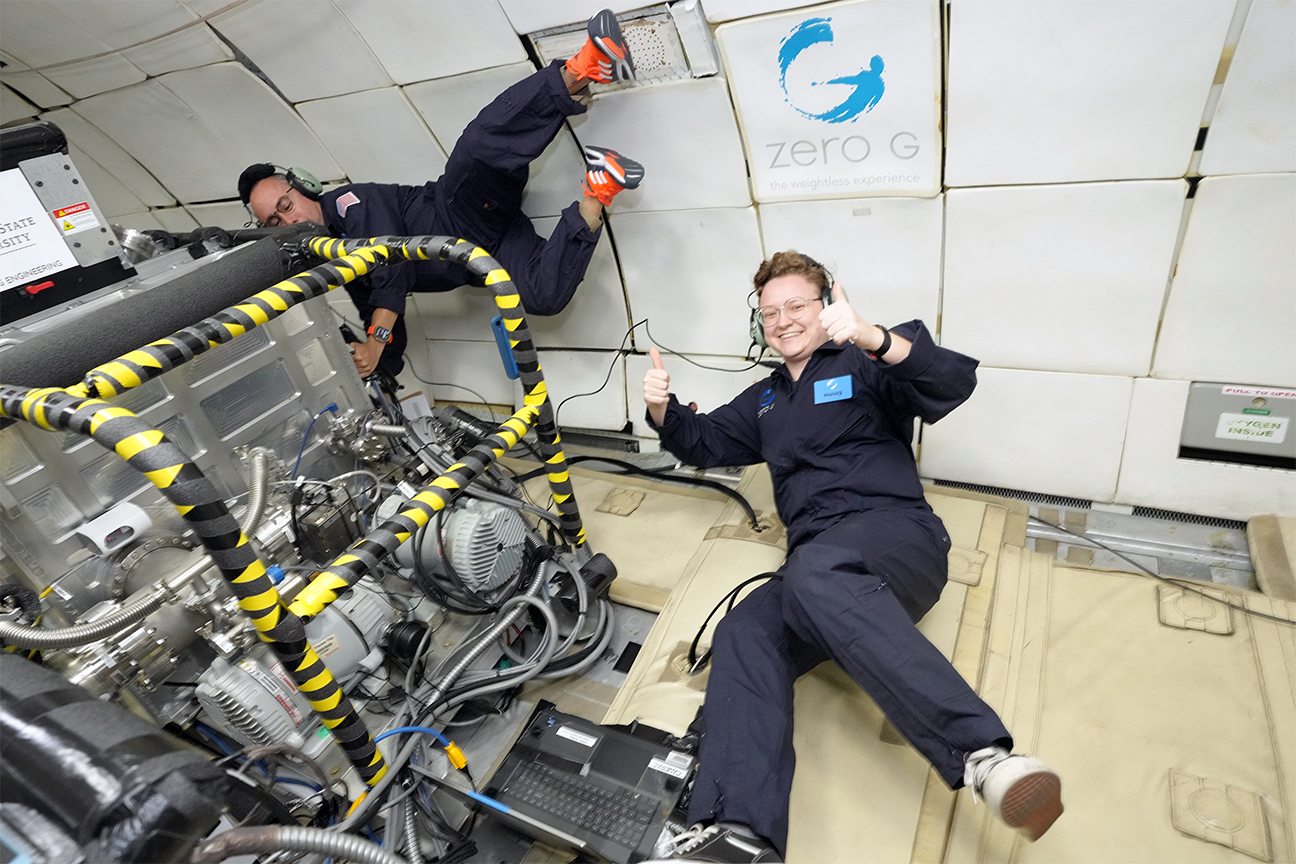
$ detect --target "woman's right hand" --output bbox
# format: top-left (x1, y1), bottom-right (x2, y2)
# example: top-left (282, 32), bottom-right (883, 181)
top-left (643, 347), bottom-right (671, 426)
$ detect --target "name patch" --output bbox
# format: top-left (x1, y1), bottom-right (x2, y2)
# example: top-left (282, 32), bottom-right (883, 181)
top-left (814, 375), bottom-right (852, 404)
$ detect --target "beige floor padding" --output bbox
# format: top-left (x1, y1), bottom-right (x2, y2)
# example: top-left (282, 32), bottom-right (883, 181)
top-left (603, 478), bottom-right (1013, 862)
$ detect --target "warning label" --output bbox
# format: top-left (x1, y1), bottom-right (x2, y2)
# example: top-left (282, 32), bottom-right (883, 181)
top-left (1215, 413), bottom-right (1288, 444)
top-left (51, 201), bottom-right (99, 235)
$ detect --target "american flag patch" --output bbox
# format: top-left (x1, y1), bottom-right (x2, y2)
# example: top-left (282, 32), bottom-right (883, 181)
top-left (336, 191), bottom-right (360, 218)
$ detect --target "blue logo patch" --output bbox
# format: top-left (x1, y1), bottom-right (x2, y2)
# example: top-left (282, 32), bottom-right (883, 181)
top-left (813, 375), bottom-right (853, 404)
top-left (759, 388), bottom-right (775, 407)
top-left (778, 17), bottom-right (885, 124)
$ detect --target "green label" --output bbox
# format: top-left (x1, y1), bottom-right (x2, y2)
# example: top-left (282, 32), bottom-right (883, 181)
top-left (316, 726), bottom-right (330, 739)
top-left (1243, 407), bottom-right (1271, 415)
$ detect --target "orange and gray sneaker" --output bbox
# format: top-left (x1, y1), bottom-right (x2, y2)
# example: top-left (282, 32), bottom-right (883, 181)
top-left (566, 8), bottom-right (635, 84)
top-left (582, 145), bottom-right (644, 206)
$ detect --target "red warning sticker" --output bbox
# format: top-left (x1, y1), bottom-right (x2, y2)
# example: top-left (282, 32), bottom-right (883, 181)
top-left (51, 201), bottom-right (99, 235)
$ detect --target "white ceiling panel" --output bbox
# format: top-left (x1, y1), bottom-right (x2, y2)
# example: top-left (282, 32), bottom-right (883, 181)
top-left (74, 64), bottom-right (342, 204)
top-left (514, 350), bottom-right (627, 431)
top-left (614, 207), bottom-right (764, 356)
top-left (569, 78), bottom-right (751, 211)
top-left (110, 211), bottom-right (168, 232)
top-left (122, 24), bottom-right (235, 76)
top-left (1199, 0), bottom-right (1296, 175)
top-left (570, 78), bottom-right (751, 212)
top-left (1, 85), bottom-right (36, 125)
top-left (70, 143), bottom-right (148, 218)
top-left (1154, 173), bottom-right (1296, 387)
top-left (0, 51), bottom-right (31, 72)
top-left (499, 1), bottom-right (651, 34)
top-left (151, 207), bottom-right (200, 232)
top-left (297, 88), bottom-right (447, 187)
top-left (43, 54), bottom-right (147, 100)
top-left (403, 62), bottom-right (586, 220)
top-left (408, 286), bottom-right (496, 343)
top-left (40, 108), bottom-right (174, 207)
top-left (410, 339), bottom-right (522, 406)
top-left (943, 181), bottom-right (1186, 377)
top-left (211, 0), bottom-right (392, 103)
top-left (337, 0), bottom-right (526, 84)
top-left (757, 196), bottom-right (942, 333)
top-left (918, 367), bottom-right (1134, 503)
top-left (945, 0), bottom-right (1234, 186)
top-left (624, 352), bottom-right (773, 439)
top-left (0, 1), bottom-right (113, 67)
top-left (182, 0), bottom-right (234, 15)
top-left (186, 200), bottom-right (254, 230)
top-left (55, 1), bottom-right (200, 50)
top-left (1115, 378), bottom-right (1296, 521)
top-left (703, 0), bottom-right (822, 23)
top-left (527, 216), bottom-right (629, 350)
top-left (1, 72), bottom-right (72, 108)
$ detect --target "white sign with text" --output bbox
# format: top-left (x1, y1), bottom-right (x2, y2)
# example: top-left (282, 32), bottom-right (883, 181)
top-left (0, 168), bottom-right (75, 291)
top-left (718, 0), bottom-right (942, 202)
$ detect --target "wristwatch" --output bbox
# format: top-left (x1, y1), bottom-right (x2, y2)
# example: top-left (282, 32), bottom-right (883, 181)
top-left (868, 325), bottom-right (891, 360)
top-left (367, 324), bottom-right (393, 344)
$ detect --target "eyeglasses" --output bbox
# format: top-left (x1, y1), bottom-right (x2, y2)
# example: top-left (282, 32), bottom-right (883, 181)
top-left (262, 193), bottom-right (295, 228)
top-left (756, 296), bottom-right (823, 326)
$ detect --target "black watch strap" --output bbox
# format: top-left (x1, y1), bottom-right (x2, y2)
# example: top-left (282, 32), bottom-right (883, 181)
top-left (870, 325), bottom-right (891, 359)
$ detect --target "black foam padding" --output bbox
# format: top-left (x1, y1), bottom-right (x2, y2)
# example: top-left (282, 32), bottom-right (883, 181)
top-left (0, 121), bottom-right (67, 171)
top-left (0, 237), bottom-right (292, 389)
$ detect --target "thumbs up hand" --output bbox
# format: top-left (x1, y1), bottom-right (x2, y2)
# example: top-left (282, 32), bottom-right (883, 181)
top-left (819, 281), bottom-right (872, 346)
top-left (644, 347), bottom-right (671, 426)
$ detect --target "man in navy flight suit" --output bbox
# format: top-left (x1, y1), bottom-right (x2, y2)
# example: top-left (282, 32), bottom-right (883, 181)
top-left (238, 10), bottom-right (643, 380)
top-left (641, 251), bottom-right (1063, 863)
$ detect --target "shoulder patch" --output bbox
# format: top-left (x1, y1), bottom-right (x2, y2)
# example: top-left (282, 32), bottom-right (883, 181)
top-left (336, 191), bottom-right (360, 218)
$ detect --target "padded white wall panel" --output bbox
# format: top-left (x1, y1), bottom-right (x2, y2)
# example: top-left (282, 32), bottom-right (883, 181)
top-left (404, 62), bottom-right (586, 220)
top-left (527, 216), bottom-right (629, 350)
top-left (111, 212), bottom-right (167, 232)
top-left (945, 0), bottom-right (1234, 186)
top-left (337, 0), bottom-right (527, 84)
top-left (757, 196), bottom-right (943, 331)
top-left (40, 108), bottom-right (174, 207)
top-left (0, 1), bottom-right (113, 66)
top-left (1, 72), bottom-right (72, 109)
top-left (918, 368), bottom-right (1133, 503)
top-left (569, 79), bottom-right (751, 212)
top-left (43, 54), bottom-right (147, 100)
top-left (624, 352), bottom-right (772, 439)
top-left (704, 0), bottom-right (822, 23)
top-left (1, 85), bottom-right (36, 125)
top-left (409, 340), bottom-right (521, 406)
top-left (122, 24), bottom-right (235, 76)
top-left (182, 0), bottom-right (232, 15)
top-left (297, 88), bottom-right (447, 187)
top-left (186, 201), bottom-right (256, 230)
top-left (615, 207), bottom-right (765, 357)
top-left (407, 287), bottom-right (495, 343)
top-left (211, 0), bottom-right (393, 102)
top-left (499, 1), bottom-right (647, 34)
top-left (151, 207), bottom-right (200, 232)
top-left (74, 65), bottom-right (342, 204)
top-left (1199, 0), bottom-right (1296, 175)
top-left (1154, 173), bottom-right (1296, 387)
top-left (1115, 378), bottom-right (1296, 521)
top-left (515, 351), bottom-right (627, 431)
top-left (55, 1), bottom-right (200, 50)
top-left (943, 181), bottom-right (1185, 376)
top-left (71, 144), bottom-right (148, 218)
top-left (0, 52), bottom-right (30, 72)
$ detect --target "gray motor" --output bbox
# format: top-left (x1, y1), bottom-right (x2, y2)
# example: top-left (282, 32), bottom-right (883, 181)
top-left (393, 498), bottom-right (530, 592)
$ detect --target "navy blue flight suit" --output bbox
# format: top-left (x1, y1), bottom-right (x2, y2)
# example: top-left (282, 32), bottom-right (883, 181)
top-left (318, 62), bottom-right (600, 376)
top-left (648, 322), bottom-right (1012, 856)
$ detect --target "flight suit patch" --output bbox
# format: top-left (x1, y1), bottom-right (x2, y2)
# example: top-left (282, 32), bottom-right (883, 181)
top-left (813, 375), bottom-right (852, 404)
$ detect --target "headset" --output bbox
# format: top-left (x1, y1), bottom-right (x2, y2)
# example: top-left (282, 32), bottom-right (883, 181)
top-left (237, 162), bottom-right (323, 209)
top-left (748, 253), bottom-right (834, 351)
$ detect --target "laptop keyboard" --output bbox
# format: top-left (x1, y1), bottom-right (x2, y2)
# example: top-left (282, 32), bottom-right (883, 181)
top-left (505, 761), bottom-right (658, 850)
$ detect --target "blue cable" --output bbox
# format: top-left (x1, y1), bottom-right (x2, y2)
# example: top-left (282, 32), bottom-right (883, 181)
top-left (292, 403), bottom-right (339, 476)
top-left (275, 776), bottom-right (324, 794)
top-left (373, 725), bottom-right (452, 748)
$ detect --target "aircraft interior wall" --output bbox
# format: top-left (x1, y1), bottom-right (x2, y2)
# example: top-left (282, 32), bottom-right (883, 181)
top-left (2, 0), bottom-right (1292, 521)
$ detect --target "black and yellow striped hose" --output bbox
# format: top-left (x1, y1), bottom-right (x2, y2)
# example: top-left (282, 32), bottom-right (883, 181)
top-left (306, 235), bottom-right (586, 549)
top-left (289, 404), bottom-right (538, 619)
top-left (0, 384), bottom-right (388, 787)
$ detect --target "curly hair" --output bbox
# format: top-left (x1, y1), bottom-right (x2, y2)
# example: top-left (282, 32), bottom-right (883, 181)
top-left (752, 250), bottom-right (830, 298)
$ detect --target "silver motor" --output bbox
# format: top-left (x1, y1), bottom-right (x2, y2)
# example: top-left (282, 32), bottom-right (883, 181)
top-left (393, 498), bottom-right (530, 592)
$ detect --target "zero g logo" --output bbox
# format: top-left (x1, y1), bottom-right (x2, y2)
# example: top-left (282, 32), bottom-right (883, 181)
top-left (757, 388), bottom-right (776, 418)
top-left (778, 17), bottom-right (884, 124)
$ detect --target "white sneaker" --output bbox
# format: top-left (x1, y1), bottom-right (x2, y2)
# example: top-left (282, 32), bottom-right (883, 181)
top-left (964, 747), bottom-right (1063, 841)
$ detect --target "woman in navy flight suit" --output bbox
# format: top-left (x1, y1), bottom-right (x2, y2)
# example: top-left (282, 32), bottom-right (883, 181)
top-left (641, 251), bottom-right (1062, 863)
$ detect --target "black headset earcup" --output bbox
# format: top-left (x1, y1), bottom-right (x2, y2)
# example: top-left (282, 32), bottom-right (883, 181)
top-left (287, 167), bottom-right (323, 200)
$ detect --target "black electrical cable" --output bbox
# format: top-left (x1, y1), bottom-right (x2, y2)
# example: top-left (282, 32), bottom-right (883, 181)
top-left (687, 572), bottom-right (782, 673)
top-left (514, 455), bottom-right (762, 532)
top-left (553, 319), bottom-right (645, 427)
top-left (644, 319), bottom-right (765, 374)
top-left (1029, 515), bottom-right (1296, 626)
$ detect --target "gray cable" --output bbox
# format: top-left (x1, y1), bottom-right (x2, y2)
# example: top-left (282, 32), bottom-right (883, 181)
top-left (190, 825), bottom-right (405, 864)
top-left (239, 447), bottom-right (273, 536)
top-left (405, 796), bottom-right (424, 864)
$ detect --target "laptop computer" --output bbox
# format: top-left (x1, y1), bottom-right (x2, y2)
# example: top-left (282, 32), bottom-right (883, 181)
top-left (481, 705), bottom-right (696, 863)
